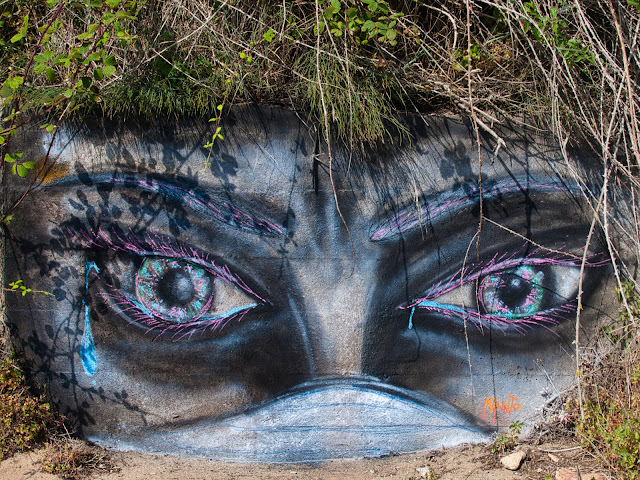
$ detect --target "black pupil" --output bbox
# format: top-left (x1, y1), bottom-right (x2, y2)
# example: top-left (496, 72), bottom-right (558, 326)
top-left (157, 268), bottom-right (195, 306)
top-left (498, 273), bottom-right (532, 309)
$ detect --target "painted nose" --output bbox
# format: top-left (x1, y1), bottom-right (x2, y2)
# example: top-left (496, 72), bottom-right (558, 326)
top-left (108, 379), bottom-right (489, 462)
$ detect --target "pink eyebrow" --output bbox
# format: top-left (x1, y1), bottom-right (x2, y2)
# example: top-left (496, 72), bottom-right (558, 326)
top-left (370, 180), bottom-right (576, 241)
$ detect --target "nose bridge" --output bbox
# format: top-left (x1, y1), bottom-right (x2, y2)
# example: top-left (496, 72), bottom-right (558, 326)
top-left (294, 258), bottom-right (368, 376)
top-left (287, 169), bottom-right (376, 376)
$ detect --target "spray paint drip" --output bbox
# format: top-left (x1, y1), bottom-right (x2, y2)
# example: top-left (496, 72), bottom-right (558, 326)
top-left (408, 306), bottom-right (415, 329)
top-left (81, 261), bottom-right (100, 376)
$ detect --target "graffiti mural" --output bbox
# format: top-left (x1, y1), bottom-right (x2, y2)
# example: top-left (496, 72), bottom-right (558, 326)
top-left (5, 105), bottom-right (616, 461)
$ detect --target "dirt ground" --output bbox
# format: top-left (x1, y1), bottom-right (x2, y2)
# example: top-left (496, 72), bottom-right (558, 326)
top-left (0, 437), bottom-right (612, 480)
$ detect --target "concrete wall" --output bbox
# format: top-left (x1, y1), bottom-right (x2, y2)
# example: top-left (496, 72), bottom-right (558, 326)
top-left (5, 105), bottom-right (616, 461)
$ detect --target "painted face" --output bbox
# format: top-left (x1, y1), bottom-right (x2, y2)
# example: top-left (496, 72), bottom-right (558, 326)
top-left (6, 106), bottom-right (615, 461)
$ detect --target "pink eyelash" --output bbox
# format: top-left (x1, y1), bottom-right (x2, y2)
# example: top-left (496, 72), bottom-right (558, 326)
top-left (414, 300), bottom-right (576, 334)
top-left (68, 226), bottom-right (265, 303)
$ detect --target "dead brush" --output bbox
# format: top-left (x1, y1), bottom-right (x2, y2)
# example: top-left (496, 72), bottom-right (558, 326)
top-left (39, 437), bottom-right (118, 479)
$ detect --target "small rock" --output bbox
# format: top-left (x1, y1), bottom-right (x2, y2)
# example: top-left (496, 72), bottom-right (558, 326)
top-left (555, 468), bottom-right (606, 480)
top-left (500, 450), bottom-right (526, 470)
top-left (415, 466), bottom-right (436, 479)
top-left (548, 453), bottom-right (560, 463)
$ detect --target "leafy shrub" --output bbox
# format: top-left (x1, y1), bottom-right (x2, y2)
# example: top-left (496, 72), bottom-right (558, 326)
top-left (0, 358), bottom-right (61, 460)
top-left (570, 280), bottom-right (640, 479)
top-left (572, 368), bottom-right (640, 479)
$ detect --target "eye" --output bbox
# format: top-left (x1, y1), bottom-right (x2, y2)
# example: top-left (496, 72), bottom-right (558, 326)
top-left (405, 252), bottom-right (603, 333)
top-left (101, 254), bottom-right (262, 339)
top-left (73, 227), bottom-right (264, 339)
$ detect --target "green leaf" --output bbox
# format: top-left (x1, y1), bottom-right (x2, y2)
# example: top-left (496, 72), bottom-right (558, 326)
top-left (84, 52), bottom-right (100, 63)
top-left (81, 76), bottom-right (92, 88)
top-left (106, 0), bottom-right (122, 7)
top-left (10, 14), bottom-right (28, 43)
top-left (23, 161), bottom-right (35, 169)
top-left (362, 20), bottom-right (375, 31)
top-left (217, 104), bottom-right (223, 111)
top-left (115, 11), bottom-right (136, 19)
top-left (16, 165), bottom-right (28, 177)
top-left (34, 64), bottom-right (46, 74)
top-left (34, 51), bottom-right (53, 63)
top-left (263, 28), bottom-right (275, 43)
top-left (101, 12), bottom-right (115, 24)
top-left (4, 153), bottom-right (15, 163)
top-left (94, 68), bottom-right (104, 80)
top-left (103, 55), bottom-right (116, 66)
top-left (324, 5), bottom-right (339, 19)
top-left (45, 67), bottom-right (56, 82)
top-left (5, 76), bottom-right (23, 90)
top-left (239, 52), bottom-right (246, 59)
top-left (102, 64), bottom-right (116, 76)
top-left (77, 31), bottom-right (93, 41)
top-left (64, 88), bottom-right (74, 98)
top-left (54, 55), bottom-right (72, 68)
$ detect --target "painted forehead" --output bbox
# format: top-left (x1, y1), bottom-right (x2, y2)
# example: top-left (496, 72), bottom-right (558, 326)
top-left (47, 114), bottom-right (593, 216)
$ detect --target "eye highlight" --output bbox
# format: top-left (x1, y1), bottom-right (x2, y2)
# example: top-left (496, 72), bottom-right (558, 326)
top-left (404, 249), bottom-right (607, 334)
